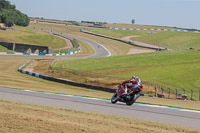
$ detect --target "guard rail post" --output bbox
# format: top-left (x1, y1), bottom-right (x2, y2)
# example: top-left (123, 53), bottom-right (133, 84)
top-left (168, 88), bottom-right (170, 98)
top-left (190, 90), bottom-right (193, 100)
top-left (199, 90), bottom-right (200, 101)
top-left (161, 88), bottom-right (164, 95)
top-left (155, 87), bottom-right (157, 97)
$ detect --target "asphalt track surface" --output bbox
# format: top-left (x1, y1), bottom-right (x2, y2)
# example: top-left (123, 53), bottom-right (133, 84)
top-left (0, 87), bottom-right (200, 130)
top-left (0, 33), bottom-right (200, 130)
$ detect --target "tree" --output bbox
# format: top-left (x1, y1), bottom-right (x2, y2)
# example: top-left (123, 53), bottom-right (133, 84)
top-left (0, 9), bottom-right (14, 27)
top-left (13, 10), bottom-right (29, 26)
top-left (0, 0), bottom-right (15, 10)
top-left (0, 0), bottom-right (29, 27)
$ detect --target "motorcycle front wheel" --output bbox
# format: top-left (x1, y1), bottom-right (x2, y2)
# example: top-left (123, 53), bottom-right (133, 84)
top-left (111, 93), bottom-right (118, 104)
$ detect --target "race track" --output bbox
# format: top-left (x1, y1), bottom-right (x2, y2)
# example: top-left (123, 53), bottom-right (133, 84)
top-left (0, 87), bottom-right (200, 130)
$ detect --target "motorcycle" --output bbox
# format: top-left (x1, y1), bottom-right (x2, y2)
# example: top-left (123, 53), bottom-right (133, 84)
top-left (111, 84), bottom-right (142, 106)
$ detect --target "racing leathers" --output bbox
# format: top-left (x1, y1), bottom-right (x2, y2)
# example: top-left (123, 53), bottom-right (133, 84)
top-left (121, 76), bottom-right (143, 95)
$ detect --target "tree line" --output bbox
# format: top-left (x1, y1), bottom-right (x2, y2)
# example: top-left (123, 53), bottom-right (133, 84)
top-left (0, 0), bottom-right (29, 27)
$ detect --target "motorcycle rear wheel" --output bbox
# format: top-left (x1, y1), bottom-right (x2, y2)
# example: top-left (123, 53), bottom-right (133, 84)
top-left (125, 94), bottom-right (136, 106)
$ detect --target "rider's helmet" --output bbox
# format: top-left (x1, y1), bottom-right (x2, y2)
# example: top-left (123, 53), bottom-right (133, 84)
top-left (132, 75), bottom-right (137, 80)
top-left (131, 75), bottom-right (138, 84)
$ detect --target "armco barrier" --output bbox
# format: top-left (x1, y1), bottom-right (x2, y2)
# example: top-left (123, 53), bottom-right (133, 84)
top-left (42, 75), bottom-right (115, 93)
top-left (18, 60), bottom-right (153, 97)
top-left (18, 68), bottom-right (115, 93)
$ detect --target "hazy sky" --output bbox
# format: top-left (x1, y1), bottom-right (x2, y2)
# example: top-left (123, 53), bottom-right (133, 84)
top-left (9, 0), bottom-right (200, 29)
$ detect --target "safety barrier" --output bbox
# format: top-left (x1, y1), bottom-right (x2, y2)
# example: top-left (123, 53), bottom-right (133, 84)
top-left (0, 51), bottom-right (80, 56)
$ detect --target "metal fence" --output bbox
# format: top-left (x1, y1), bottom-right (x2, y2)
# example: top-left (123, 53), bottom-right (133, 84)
top-left (155, 87), bottom-right (200, 101)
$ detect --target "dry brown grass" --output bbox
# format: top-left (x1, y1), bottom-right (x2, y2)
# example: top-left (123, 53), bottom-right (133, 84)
top-left (0, 99), bottom-right (199, 133)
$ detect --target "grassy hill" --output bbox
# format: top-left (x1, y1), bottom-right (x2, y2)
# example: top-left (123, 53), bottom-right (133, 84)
top-left (0, 26), bottom-right (66, 49)
top-left (50, 50), bottom-right (200, 100)
top-left (131, 31), bottom-right (200, 49)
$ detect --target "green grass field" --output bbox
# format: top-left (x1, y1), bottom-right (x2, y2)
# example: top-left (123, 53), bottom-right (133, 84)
top-left (87, 28), bottom-right (200, 49)
top-left (50, 50), bottom-right (200, 100)
top-left (0, 26), bottom-right (66, 49)
top-left (132, 31), bottom-right (200, 49)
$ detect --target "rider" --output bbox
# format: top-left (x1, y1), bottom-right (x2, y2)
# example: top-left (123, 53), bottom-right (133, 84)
top-left (121, 75), bottom-right (143, 98)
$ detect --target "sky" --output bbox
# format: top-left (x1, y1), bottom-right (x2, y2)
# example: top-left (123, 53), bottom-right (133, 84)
top-left (9, 0), bottom-right (200, 29)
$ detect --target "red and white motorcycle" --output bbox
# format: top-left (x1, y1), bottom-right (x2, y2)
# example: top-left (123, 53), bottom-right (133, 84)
top-left (111, 84), bottom-right (143, 106)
